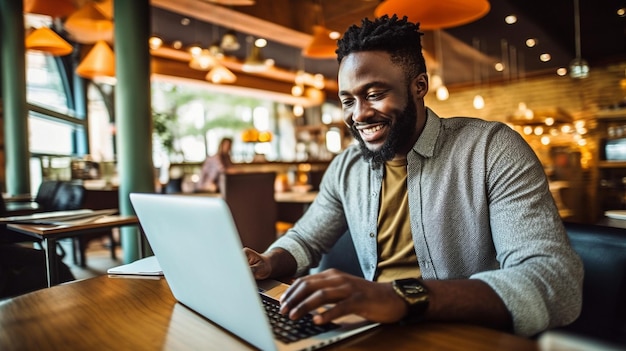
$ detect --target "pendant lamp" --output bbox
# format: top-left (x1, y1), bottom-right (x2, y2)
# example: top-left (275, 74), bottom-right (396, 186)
top-left (23, 0), bottom-right (76, 18)
top-left (206, 64), bottom-right (237, 84)
top-left (64, 2), bottom-right (114, 44)
top-left (374, 0), bottom-right (490, 30)
top-left (25, 27), bottom-right (73, 56)
top-left (76, 40), bottom-right (115, 83)
top-left (189, 49), bottom-right (217, 71)
top-left (303, 25), bottom-right (338, 59)
top-left (569, 0), bottom-right (589, 79)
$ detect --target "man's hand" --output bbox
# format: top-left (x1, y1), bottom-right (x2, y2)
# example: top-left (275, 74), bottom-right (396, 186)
top-left (278, 269), bottom-right (407, 325)
top-left (244, 247), bottom-right (273, 280)
top-left (243, 247), bottom-right (298, 281)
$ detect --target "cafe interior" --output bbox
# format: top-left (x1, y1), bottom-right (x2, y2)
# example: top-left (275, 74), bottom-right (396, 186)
top-left (1, 0), bottom-right (626, 348)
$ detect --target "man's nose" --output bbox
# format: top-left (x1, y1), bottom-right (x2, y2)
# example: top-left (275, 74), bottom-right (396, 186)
top-left (352, 100), bottom-right (374, 123)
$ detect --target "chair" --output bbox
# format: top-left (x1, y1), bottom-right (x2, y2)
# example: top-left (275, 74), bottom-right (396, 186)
top-left (220, 172), bottom-right (277, 253)
top-left (34, 180), bottom-right (62, 211)
top-left (310, 230), bottom-right (363, 278)
top-left (558, 222), bottom-right (626, 344)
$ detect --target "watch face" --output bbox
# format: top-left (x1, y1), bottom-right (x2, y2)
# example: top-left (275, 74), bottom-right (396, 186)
top-left (403, 283), bottom-right (427, 296)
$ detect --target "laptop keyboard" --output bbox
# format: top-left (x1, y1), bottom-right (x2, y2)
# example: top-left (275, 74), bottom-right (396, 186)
top-left (260, 293), bottom-right (340, 344)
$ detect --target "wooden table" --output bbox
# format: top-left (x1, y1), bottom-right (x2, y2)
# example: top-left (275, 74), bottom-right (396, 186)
top-left (6, 215), bottom-right (139, 287)
top-left (0, 275), bottom-right (538, 351)
top-left (275, 191), bottom-right (318, 223)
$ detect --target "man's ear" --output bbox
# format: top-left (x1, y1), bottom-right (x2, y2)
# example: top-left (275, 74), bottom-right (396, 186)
top-left (412, 73), bottom-right (429, 98)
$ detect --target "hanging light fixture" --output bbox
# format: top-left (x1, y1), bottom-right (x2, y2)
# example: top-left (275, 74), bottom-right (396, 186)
top-left (205, 64), bottom-right (237, 84)
top-left (64, 2), bottom-right (114, 44)
top-left (472, 38), bottom-right (485, 109)
top-left (303, 1), bottom-right (340, 59)
top-left (374, 0), bottom-right (490, 30)
top-left (242, 37), bottom-right (272, 72)
top-left (433, 30), bottom-right (449, 101)
top-left (189, 49), bottom-right (217, 71)
top-left (25, 27), bottom-right (73, 56)
top-left (569, 0), bottom-right (589, 79)
top-left (303, 25), bottom-right (339, 58)
top-left (220, 30), bottom-right (240, 51)
top-left (76, 40), bottom-right (116, 84)
top-left (23, 0), bottom-right (76, 18)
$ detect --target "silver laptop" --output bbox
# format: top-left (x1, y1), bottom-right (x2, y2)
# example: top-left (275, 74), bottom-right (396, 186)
top-left (129, 193), bottom-right (378, 351)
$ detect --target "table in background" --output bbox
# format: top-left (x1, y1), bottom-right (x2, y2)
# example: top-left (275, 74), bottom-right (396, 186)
top-left (275, 191), bottom-right (318, 223)
top-left (7, 215), bottom-right (139, 287)
top-left (0, 275), bottom-right (538, 351)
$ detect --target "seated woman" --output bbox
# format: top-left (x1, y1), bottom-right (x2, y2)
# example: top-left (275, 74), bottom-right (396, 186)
top-left (196, 137), bottom-right (233, 193)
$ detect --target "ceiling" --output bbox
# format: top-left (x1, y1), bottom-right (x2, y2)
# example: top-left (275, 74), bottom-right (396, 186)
top-left (150, 0), bottom-right (626, 89)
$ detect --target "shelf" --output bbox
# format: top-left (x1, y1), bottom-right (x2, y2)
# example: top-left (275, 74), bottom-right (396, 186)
top-left (598, 161), bottom-right (626, 169)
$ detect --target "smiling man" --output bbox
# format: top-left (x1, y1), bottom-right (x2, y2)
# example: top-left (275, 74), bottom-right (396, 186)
top-left (245, 15), bottom-right (583, 337)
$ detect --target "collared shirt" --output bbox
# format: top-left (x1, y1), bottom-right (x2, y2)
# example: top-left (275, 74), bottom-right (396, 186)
top-left (269, 108), bottom-right (583, 337)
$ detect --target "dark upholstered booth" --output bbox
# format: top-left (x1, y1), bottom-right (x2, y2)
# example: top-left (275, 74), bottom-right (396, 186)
top-left (557, 222), bottom-right (626, 344)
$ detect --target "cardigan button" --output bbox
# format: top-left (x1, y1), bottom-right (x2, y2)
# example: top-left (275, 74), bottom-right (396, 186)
top-left (369, 232), bottom-right (375, 238)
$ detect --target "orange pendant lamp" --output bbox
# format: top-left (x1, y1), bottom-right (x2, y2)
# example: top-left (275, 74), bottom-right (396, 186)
top-left (302, 25), bottom-right (338, 59)
top-left (25, 27), bottom-right (73, 56)
top-left (64, 2), bottom-right (114, 44)
top-left (374, 0), bottom-right (490, 30)
top-left (23, 0), bottom-right (76, 18)
top-left (76, 40), bottom-right (115, 81)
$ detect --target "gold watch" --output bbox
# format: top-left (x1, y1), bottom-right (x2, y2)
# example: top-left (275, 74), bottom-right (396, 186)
top-left (392, 278), bottom-right (429, 323)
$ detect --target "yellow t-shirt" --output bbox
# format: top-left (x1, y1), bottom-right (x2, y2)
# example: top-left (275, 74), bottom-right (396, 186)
top-left (375, 157), bottom-right (421, 282)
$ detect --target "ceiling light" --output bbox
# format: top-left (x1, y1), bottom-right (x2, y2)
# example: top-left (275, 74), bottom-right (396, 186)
top-left (436, 86), bottom-right (449, 101)
top-left (205, 64), bottom-right (236, 84)
top-left (504, 15), bottom-right (517, 24)
top-left (188, 44), bottom-right (202, 57)
top-left (494, 62), bottom-right (505, 72)
top-left (374, 0), bottom-right (490, 30)
top-left (64, 2), bottom-right (114, 44)
top-left (525, 38), bottom-right (536, 47)
top-left (303, 25), bottom-right (338, 59)
top-left (254, 38), bottom-right (267, 48)
top-left (569, 0), bottom-right (589, 79)
top-left (473, 95), bottom-right (485, 109)
top-left (149, 36), bottom-right (163, 50)
top-left (76, 40), bottom-right (115, 83)
top-left (618, 8), bottom-right (626, 17)
top-left (25, 26), bottom-right (73, 56)
top-left (180, 18), bottom-right (191, 26)
top-left (242, 41), bottom-right (271, 73)
top-left (189, 49), bottom-right (216, 71)
top-left (540, 53), bottom-right (551, 62)
top-left (220, 30), bottom-right (240, 51)
top-left (172, 40), bottom-right (183, 49)
top-left (23, 0), bottom-right (76, 18)
top-left (556, 67), bottom-right (567, 76)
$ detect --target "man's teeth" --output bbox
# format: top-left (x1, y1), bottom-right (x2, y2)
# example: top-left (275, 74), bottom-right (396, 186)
top-left (362, 125), bottom-right (384, 134)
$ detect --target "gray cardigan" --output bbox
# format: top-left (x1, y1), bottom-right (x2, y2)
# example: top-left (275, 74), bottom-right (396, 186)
top-left (269, 108), bottom-right (583, 336)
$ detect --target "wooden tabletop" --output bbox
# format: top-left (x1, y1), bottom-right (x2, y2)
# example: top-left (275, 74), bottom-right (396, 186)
top-left (6, 215), bottom-right (139, 238)
top-left (0, 276), bottom-right (538, 351)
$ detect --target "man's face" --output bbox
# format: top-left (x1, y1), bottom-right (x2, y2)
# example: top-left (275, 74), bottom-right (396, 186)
top-left (338, 51), bottom-right (421, 165)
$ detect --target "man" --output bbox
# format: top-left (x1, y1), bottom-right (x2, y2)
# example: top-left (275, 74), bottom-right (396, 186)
top-left (245, 15), bottom-right (582, 337)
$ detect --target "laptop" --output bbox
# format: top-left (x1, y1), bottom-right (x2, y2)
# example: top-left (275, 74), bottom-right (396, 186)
top-left (129, 193), bottom-right (379, 351)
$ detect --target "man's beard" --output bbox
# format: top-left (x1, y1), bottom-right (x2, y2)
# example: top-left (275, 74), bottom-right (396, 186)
top-left (350, 96), bottom-right (417, 168)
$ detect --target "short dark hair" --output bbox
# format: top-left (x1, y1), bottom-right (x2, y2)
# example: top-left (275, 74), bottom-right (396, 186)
top-left (336, 15), bottom-right (426, 81)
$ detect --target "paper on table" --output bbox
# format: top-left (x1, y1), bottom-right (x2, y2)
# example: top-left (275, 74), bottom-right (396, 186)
top-left (107, 256), bottom-right (163, 276)
top-left (0, 209), bottom-right (118, 224)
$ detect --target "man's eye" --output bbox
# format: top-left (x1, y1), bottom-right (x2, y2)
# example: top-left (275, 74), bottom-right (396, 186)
top-left (366, 92), bottom-right (383, 100)
top-left (341, 99), bottom-right (354, 107)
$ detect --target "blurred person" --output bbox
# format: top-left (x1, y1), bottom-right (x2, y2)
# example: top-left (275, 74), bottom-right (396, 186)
top-left (196, 137), bottom-right (233, 193)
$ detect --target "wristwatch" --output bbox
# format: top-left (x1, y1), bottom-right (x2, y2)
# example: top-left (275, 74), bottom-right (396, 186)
top-left (392, 278), bottom-right (430, 324)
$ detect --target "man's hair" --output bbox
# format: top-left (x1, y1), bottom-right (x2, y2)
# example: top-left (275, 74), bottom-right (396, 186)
top-left (336, 15), bottom-right (426, 81)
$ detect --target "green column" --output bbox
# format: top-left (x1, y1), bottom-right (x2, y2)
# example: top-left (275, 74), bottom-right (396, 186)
top-left (0, 0), bottom-right (31, 196)
top-left (114, 0), bottom-right (155, 263)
